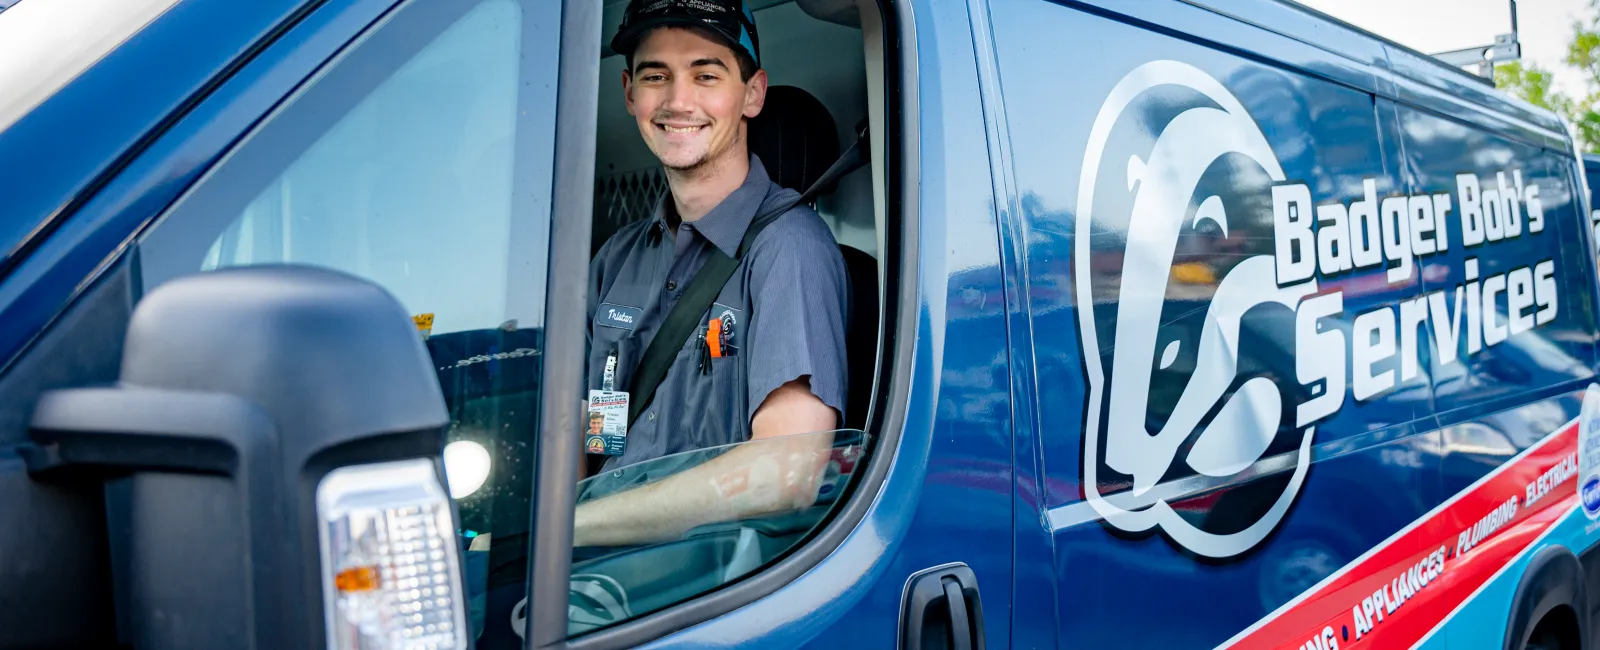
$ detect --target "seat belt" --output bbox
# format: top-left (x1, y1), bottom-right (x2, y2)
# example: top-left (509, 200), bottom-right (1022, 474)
top-left (626, 127), bottom-right (870, 426)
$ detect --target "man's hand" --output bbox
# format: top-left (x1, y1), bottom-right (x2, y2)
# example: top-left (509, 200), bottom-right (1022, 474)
top-left (571, 377), bottom-right (838, 547)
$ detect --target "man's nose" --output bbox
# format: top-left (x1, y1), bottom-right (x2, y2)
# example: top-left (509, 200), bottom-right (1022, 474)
top-left (662, 77), bottom-right (696, 113)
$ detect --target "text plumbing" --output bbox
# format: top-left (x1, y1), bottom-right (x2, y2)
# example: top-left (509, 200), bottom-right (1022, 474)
top-left (1269, 169), bottom-right (1558, 426)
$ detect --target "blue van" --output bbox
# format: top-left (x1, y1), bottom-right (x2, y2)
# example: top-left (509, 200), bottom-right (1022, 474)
top-left (3, 0), bottom-right (1600, 648)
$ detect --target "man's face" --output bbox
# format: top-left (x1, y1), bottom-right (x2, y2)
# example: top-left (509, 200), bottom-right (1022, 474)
top-left (589, 418), bottom-right (604, 434)
top-left (624, 27), bottom-right (766, 173)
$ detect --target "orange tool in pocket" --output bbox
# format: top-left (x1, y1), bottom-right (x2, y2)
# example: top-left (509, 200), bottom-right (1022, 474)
top-left (706, 317), bottom-right (724, 358)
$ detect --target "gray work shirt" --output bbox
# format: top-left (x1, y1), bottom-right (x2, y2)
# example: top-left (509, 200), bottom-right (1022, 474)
top-left (584, 154), bottom-right (848, 481)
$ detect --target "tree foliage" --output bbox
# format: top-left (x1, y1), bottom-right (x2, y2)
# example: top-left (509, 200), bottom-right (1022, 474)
top-left (1495, 1), bottom-right (1600, 150)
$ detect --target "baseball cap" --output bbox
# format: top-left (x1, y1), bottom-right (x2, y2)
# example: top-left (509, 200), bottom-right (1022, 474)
top-left (611, 0), bottom-right (760, 69)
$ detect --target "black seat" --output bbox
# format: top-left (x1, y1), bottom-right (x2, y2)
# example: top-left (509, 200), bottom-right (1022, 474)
top-left (748, 86), bottom-right (878, 430)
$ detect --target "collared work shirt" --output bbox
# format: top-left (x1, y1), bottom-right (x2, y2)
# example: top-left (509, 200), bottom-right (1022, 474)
top-left (585, 154), bottom-right (849, 475)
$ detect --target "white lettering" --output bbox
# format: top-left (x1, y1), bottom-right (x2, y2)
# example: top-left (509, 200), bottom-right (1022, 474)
top-left (1497, 171), bottom-right (1523, 238)
top-left (1466, 258), bottom-right (1483, 354)
top-left (1483, 274), bottom-right (1508, 346)
top-left (1318, 203), bottom-right (1355, 275)
top-left (1428, 287), bottom-right (1464, 367)
top-left (1409, 195), bottom-right (1438, 255)
top-left (1522, 171), bottom-right (1544, 233)
top-left (1353, 309), bottom-right (1397, 401)
top-left (1508, 267), bottom-right (1534, 336)
top-left (1483, 187), bottom-right (1504, 242)
top-left (1459, 174), bottom-right (1485, 246)
top-left (1400, 297), bottom-right (1428, 382)
top-left (1351, 179), bottom-right (1384, 268)
top-left (1432, 193), bottom-right (1453, 251)
top-left (1381, 196), bottom-right (1414, 282)
top-left (1274, 184), bottom-right (1318, 284)
top-left (1536, 260), bottom-right (1558, 325)
top-left (1297, 292), bottom-right (1346, 425)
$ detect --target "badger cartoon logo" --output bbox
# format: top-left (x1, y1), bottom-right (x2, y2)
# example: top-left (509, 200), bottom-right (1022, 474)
top-left (1077, 60), bottom-right (1319, 559)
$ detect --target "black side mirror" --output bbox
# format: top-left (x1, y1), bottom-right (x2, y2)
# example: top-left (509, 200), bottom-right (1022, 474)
top-left (23, 265), bottom-right (464, 649)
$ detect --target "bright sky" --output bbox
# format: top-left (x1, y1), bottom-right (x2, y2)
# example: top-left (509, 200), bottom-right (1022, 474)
top-left (1294, 0), bottom-right (1594, 98)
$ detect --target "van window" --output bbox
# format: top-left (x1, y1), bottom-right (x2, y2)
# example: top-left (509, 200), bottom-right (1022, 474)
top-left (133, 0), bottom-right (549, 640)
top-left (567, 428), bottom-right (868, 634)
top-left (552, 0), bottom-right (890, 641)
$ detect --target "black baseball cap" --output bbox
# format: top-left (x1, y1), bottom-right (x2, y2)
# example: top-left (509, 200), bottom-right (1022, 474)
top-left (611, 0), bottom-right (761, 69)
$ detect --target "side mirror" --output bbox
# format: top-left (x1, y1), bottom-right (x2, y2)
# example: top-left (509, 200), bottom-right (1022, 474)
top-left (23, 265), bottom-right (467, 650)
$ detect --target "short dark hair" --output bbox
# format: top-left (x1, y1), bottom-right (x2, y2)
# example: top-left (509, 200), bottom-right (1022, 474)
top-left (589, 412), bottom-right (605, 422)
top-left (625, 25), bottom-right (759, 83)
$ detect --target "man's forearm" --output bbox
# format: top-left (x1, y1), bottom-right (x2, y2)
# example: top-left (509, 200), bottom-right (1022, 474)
top-left (572, 431), bottom-right (832, 547)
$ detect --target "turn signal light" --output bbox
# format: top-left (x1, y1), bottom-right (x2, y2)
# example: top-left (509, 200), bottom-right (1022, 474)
top-left (317, 459), bottom-right (467, 650)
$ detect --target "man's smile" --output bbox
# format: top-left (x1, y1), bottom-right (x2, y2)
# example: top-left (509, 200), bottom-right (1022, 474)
top-left (657, 122), bottom-right (708, 135)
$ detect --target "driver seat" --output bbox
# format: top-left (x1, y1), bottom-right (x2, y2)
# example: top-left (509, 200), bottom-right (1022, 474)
top-left (748, 85), bottom-right (878, 430)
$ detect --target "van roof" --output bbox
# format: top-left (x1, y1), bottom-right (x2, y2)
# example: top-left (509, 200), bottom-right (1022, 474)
top-left (1192, 0), bottom-right (1570, 143)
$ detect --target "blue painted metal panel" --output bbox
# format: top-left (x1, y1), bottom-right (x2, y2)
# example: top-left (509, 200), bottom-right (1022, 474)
top-left (1396, 103), bottom-right (1598, 424)
top-left (1385, 45), bottom-right (1569, 150)
top-left (0, 0), bottom-right (397, 371)
top-left (0, 0), bottom-right (316, 272)
top-left (1059, 0), bottom-right (1383, 96)
top-left (984, 0), bottom-right (1600, 646)
top-left (966, 0), bottom-right (1060, 646)
top-left (992, 0), bottom-right (1426, 506)
top-left (1177, 0), bottom-right (1388, 68)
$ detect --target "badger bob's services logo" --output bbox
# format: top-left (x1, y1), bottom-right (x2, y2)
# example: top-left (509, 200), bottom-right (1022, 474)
top-left (1078, 59), bottom-right (1563, 558)
top-left (1077, 61), bottom-right (1317, 559)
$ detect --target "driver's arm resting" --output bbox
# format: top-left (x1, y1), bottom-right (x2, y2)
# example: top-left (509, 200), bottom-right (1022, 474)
top-left (572, 212), bottom-right (849, 547)
top-left (571, 378), bottom-right (836, 547)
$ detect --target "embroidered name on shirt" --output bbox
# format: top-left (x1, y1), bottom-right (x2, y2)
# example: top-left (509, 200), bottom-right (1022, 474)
top-left (596, 303), bottom-right (644, 330)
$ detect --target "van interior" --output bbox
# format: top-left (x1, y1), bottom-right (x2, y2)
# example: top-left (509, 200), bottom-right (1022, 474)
top-left (592, 0), bottom-right (888, 429)
top-left (544, 0), bottom-right (894, 635)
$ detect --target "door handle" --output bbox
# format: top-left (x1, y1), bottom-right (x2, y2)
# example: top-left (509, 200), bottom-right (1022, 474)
top-left (901, 563), bottom-right (984, 650)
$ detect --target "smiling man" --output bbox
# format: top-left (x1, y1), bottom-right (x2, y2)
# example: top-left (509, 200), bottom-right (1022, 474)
top-left (572, 0), bottom-right (850, 546)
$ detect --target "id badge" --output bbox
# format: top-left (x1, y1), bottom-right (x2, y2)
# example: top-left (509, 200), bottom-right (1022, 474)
top-left (585, 390), bottom-right (629, 456)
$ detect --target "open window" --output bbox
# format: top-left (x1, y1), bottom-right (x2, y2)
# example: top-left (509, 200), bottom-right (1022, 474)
top-left (534, 0), bottom-right (901, 645)
top-left (591, 0), bottom-right (890, 430)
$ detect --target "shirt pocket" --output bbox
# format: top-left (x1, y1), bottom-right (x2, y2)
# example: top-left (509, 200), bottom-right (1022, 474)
top-left (685, 304), bottom-right (749, 441)
top-left (590, 320), bottom-right (639, 391)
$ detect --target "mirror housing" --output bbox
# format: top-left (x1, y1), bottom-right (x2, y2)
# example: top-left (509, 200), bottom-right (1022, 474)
top-left (24, 265), bottom-right (457, 649)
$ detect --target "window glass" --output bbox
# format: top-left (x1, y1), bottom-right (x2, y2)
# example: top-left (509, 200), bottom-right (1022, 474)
top-left (134, 0), bottom-right (552, 642)
top-left (195, 1), bottom-right (527, 334)
top-left (566, 428), bottom-right (869, 635)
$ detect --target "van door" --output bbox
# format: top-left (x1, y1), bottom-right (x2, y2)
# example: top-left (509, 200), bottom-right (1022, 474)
top-left (984, 1), bottom-right (1445, 647)
top-left (1390, 74), bottom-right (1600, 647)
top-left (0, 0), bottom-right (584, 645)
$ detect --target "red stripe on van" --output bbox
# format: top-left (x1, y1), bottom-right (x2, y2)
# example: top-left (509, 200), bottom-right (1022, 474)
top-left (1222, 421), bottom-right (1579, 650)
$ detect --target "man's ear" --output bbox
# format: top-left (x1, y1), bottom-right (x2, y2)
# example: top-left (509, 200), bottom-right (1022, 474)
top-left (743, 68), bottom-right (768, 119)
top-left (623, 68), bottom-right (636, 116)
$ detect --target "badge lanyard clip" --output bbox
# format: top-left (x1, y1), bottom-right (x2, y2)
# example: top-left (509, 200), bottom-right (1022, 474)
top-left (602, 346), bottom-right (618, 392)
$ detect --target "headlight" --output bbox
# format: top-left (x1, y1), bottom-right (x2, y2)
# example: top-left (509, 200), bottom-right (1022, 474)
top-left (317, 459), bottom-right (467, 650)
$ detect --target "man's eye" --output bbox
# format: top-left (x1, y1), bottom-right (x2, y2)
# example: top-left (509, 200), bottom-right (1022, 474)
top-left (698, 74), bottom-right (719, 82)
top-left (643, 75), bottom-right (666, 82)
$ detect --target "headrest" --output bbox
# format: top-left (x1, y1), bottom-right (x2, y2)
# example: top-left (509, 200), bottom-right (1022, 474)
top-left (749, 85), bottom-right (840, 195)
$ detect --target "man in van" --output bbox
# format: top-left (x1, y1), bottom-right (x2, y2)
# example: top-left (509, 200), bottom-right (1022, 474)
top-left (572, 0), bottom-right (850, 547)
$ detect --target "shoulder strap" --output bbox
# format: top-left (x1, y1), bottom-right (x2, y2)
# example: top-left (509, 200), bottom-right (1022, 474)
top-left (625, 131), bottom-right (870, 426)
top-left (624, 203), bottom-right (787, 425)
